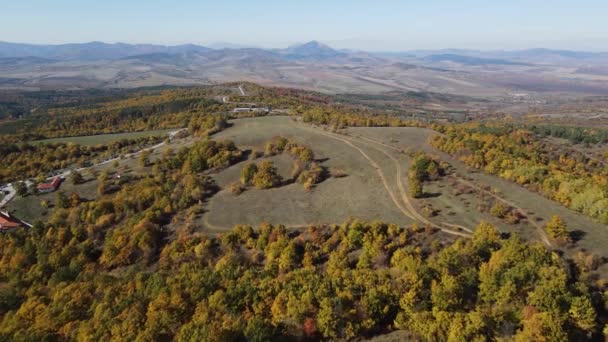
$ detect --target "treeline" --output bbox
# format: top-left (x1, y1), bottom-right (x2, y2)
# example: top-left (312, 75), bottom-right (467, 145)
top-left (529, 124), bottom-right (608, 145)
top-left (0, 88), bottom-right (227, 143)
top-left (0, 83), bottom-right (441, 146)
top-left (433, 124), bottom-right (608, 223)
top-left (0, 112), bottom-right (229, 184)
top-left (0, 214), bottom-right (604, 340)
top-left (300, 106), bottom-right (443, 131)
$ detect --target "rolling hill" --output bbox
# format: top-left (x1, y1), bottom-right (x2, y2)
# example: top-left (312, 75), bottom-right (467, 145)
top-left (1, 41), bottom-right (608, 98)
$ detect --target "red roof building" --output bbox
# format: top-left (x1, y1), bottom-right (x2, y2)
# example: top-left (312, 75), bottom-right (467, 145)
top-left (0, 212), bottom-right (21, 230)
top-left (37, 177), bottom-right (62, 193)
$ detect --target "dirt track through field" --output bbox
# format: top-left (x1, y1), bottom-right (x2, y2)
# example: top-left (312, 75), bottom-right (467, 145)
top-left (355, 134), bottom-right (472, 233)
top-left (352, 133), bottom-right (552, 246)
top-left (304, 127), bottom-right (472, 238)
top-left (355, 134), bottom-right (473, 234)
top-left (304, 128), bottom-right (416, 221)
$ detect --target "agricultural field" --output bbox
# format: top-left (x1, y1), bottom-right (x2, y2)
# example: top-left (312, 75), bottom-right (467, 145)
top-left (30, 128), bottom-right (175, 146)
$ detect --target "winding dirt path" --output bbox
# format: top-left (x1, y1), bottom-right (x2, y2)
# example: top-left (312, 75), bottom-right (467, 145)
top-left (304, 127), bottom-right (472, 238)
top-left (354, 134), bottom-right (473, 234)
top-left (351, 131), bottom-right (554, 246)
top-left (349, 132), bottom-right (551, 246)
top-left (355, 134), bottom-right (473, 234)
top-left (304, 128), bottom-right (416, 221)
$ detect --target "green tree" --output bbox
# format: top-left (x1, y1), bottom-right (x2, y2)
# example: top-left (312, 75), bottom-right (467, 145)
top-left (317, 298), bottom-right (342, 339)
top-left (139, 150), bottom-right (151, 168)
top-left (569, 296), bottom-right (596, 333)
top-left (55, 191), bottom-right (69, 209)
top-left (70, 170), bottom-right (84, 185)
top-left (15, 181), bottom-right (27, 196)
top-left (299, 148), bottom-right (314, 163)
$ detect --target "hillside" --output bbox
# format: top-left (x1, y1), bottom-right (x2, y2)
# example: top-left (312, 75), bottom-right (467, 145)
top-left (0, 83), bottom-right (607, 341)
top-left (1, 41), bottom-right (608, 99)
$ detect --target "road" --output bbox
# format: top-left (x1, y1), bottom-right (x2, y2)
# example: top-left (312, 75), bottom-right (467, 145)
top-left (0, 184), bottom-right (16, 208)
top-left (0, 128), bottom-right (185, 210)
top-left (221, 85), bottom-right (256, 106)
top-left (349, 133), bottom-right (553, 246)
top-left (302, 126), bottom-right (472, 238)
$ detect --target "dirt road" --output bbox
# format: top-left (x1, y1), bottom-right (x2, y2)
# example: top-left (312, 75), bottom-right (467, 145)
top-left (305, 126), bottom-right (472, 238)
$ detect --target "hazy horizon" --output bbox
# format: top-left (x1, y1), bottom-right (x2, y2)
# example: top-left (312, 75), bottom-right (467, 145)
top-left (2, 0), bottom-right (607, 51)
top-left (1, 39), bottom-right (607, 54)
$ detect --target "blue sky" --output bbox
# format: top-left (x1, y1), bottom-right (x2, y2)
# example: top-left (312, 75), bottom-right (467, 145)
top-left (1, 0), bottom-right (607, 50)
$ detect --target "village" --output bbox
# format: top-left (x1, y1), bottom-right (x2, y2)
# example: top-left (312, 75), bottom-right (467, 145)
top-left (0, 128), bottom-right (186, 232)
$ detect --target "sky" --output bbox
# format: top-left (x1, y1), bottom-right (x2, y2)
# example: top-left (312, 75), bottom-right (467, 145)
top-left (1, 0), bottom-right (607, 51)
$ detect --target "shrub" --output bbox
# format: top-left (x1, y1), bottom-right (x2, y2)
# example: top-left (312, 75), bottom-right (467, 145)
top-left (70, 170), bottom-right (84, 185)
top-left (229, 182), bottom-right (245, 195)
top-left (240, 163), bottom-right (258, 186)
top-left (265, 136), bottom-right (289, 156)
top-left (505, 210), bottom-right (522, 224)
top-left (297, 163), bottom-right (326, 189)
top-left (409, 176), bottom-right (423, 198)
top-left (490, 202), bottom-right (509, 219)
top-left (421, 203), bottom-right (438, 217)
top-left (250, 150), bottom-right (263, 160)
top-left (253, 161), bottom-right (282, 189)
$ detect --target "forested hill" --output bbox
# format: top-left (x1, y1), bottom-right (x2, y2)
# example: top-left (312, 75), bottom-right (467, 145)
top-left (0, 140), bottom-right (602, 340)
top-left (1, 83), bottom-right (608, 340)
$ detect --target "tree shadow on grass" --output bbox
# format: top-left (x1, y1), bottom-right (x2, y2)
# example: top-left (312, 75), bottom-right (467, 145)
top-left (570, 230), bottom-right (586, 243)
top-left (421, 192), bottom-right (441, 199)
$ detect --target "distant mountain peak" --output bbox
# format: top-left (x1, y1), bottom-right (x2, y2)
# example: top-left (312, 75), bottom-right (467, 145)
top-left (297, 40), bottom-right (326, 47)
top-left (284, 40), bottom-right (345, 60)
top-left (288, 40), bottom-right (333, 51)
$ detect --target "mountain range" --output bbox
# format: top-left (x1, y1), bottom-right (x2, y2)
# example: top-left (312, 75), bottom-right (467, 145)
top-left (1, 40), bottom-right (608, 97)
top-left (2, 40), bottom-right (607, 63)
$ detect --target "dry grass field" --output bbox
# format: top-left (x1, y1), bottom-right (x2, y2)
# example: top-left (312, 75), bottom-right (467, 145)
top-left (202, 116), bottom-right (410, 230)
top-left (197, 116), bottom-right (608, 275)
top-left (345, 126), bottom-right (608, 274)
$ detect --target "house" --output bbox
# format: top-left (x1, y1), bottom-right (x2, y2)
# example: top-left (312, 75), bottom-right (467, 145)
top-left (233, 108), bottom-right (253, 113)
top-left (37, 177), bottom-right (62, 193)
top-left (0, 212), bottom-right (21, 231)
top-left (232, 107), bottom-right (271, 113)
